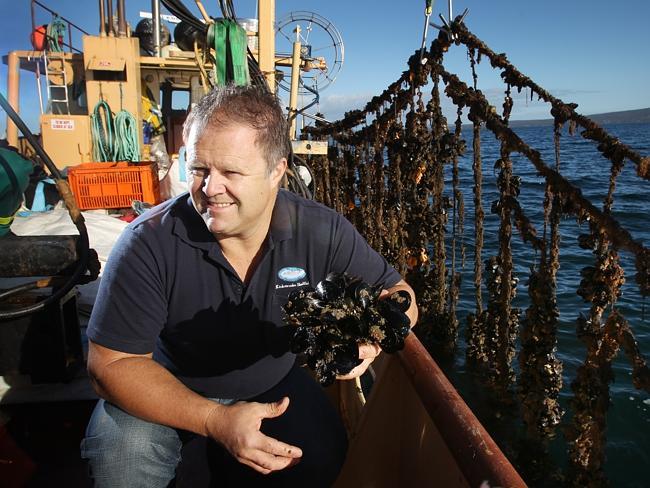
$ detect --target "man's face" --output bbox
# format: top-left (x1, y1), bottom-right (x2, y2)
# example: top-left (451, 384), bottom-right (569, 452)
top-left (185, 122), bottom-right (286, 240)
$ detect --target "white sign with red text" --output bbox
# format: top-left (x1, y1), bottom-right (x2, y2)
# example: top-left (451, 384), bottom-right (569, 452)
top-left (50, 119), bottom-right (75, 131)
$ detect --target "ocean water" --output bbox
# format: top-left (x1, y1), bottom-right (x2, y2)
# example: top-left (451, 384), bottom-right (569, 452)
top-left (436, 122), bottom-right (650, 487)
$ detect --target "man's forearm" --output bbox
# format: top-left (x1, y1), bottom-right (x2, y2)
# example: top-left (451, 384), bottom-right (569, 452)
top-left (88, 352), bottom-right (221, 437)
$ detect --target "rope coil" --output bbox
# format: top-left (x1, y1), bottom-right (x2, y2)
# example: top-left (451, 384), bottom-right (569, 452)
top-left (91, 100), bottom-right (139, 162)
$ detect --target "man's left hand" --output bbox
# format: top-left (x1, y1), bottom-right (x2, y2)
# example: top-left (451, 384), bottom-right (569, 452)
top-left (335, 281), bottom-right (417, 382)
top-left (336, 342), bottom-right (382, 381)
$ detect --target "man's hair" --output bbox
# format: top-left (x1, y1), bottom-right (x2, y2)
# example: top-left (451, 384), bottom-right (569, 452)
top-left (183, 85), bottom-right (291, 173)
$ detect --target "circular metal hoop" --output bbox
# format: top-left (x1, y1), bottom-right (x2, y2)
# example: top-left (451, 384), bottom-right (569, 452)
top-left (275, 11), bottom-right (344, 94)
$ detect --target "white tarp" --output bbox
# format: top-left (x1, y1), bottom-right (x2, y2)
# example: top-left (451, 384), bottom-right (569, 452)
top-left (9, 208), bottom-right (129, 311)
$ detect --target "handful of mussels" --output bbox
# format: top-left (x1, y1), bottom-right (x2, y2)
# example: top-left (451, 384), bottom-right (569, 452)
top-left (282, 272), bottom-right (411, 386)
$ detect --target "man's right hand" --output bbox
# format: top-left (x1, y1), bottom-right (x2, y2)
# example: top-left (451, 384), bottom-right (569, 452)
top-left (204, 396), bottom-right (303, 474)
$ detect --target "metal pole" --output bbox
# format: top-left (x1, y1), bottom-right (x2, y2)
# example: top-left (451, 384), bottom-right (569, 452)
top-left (31, 1), bottom-right (36, 42)
top-left (288, 26), bottom-right (301, 139)
top-left (35, 56), bottom-right (44, 114)
top-left (258, 0), bottom-right (275, 91)
top-left (152, 0), bottom-right (161, 57)
top-left (117, 0), bottom-right (127, 37)
top-left (98, 0), bottom-right (106, 36)
top-left (448, 0), bottom-right (453, 21)
top-left (6, 52), bottom-right (20, 147)
top-left (106, 0), bottom-right (114, 36)
top-left (68, 22), bottom-right (73, 51)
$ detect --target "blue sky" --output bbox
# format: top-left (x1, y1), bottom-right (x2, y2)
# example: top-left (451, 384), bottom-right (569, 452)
top-left (1, 0), bottom-right (649, 136)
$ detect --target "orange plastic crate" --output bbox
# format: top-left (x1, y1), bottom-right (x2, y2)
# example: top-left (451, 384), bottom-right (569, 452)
top-left (67, 161), bottom-right (160, 210)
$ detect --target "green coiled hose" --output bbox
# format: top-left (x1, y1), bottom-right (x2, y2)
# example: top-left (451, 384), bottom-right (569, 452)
top-left (90, 100), bottom-right (115, 162)
top-left (91, 100), bottom-right (140, 162)
top-left (114, 110), bottom-right (140, 162)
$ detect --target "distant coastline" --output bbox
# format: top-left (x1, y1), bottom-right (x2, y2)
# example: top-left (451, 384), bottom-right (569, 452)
top-left (507, 107), bottom-right (650, 127)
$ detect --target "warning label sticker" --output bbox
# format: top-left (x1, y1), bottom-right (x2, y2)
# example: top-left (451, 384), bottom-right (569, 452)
top-left (50, 119), bottom-right (75, 131)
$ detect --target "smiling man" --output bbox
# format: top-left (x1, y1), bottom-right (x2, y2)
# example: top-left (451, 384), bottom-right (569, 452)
top-left (81, 85), bottom-right (417, 487)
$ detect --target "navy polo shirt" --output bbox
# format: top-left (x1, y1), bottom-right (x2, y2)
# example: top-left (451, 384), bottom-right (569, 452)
top-left (87, 190), bottom-right (401, 399)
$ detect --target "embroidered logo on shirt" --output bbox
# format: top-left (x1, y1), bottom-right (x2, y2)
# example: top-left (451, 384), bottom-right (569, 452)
top-left (278, 267), bottom-right (307, 283)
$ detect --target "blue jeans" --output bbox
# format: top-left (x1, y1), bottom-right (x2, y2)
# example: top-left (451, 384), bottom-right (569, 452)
top-left (81, 365), bottom-right (348, 487)
top-left (80, 398), bottom-right (234, 488)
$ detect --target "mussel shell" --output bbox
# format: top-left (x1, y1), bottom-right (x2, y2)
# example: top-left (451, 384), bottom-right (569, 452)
top-left (377, 299), bottom-right (411, 330)
top-left (337, 315), bottom-right (366, 338)
top-left (378, 326), bottom-right (400, 353)
top-left (319, 325), bottom-right (345, 345)
top-left (290, 326), bottom-right (317, 354)
top-left (315, 272), bottom-right (347, 301)
top-left (347, 279), bottom-right (382, 309)
top-left (314, 358), bottom-right (337, 386)
top-left (363, 306), bottom-right (386, 327)
top-left (320, 306), bottom-right (349, 325)
top-left (386, 290), bottom-right (411, 313)
top-left (331, 341), bottom-right (363, 375)
top-left (284, 290), bottom-right (325, 316)
top-left (286, 288), bottom-right (308, 303)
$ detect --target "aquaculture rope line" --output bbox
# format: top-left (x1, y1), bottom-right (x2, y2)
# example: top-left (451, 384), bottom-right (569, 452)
top-left (303, 18), bottom-right (650, 486)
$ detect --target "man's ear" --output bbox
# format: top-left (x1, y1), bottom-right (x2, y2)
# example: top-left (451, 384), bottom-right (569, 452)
top-left (271, 158), bottom-right (288, 185)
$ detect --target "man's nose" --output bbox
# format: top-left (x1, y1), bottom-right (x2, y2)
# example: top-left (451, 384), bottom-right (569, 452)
top-left (203, 172), bottom-right (226, 196)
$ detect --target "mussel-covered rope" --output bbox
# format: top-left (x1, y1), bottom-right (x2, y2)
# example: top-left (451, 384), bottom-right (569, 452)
top-left (448, 108), bottom-right (464, 333)
top-left (517, 119), bottom-right (564, 440)
top-left (301, 19), bottom-right (650, 483)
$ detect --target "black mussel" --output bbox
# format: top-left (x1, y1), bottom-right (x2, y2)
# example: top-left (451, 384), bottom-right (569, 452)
top-left (283, 289), bottom-right (323, 316)
top-left (315, 272), bottom-right (347, 301)
top-left (303, 295), bottom-right (326, 313)
top-left (377, 326), bottom-right (402, 353)
top-left (319, 325), bottom-right (345, 346)
top-left (330, 341), bottom-right (363, 375)
top-left (306, 353), bottom-right (319, 370)
top-left (363, 306), bottom-right (386, 326)
top-left (386, 290), bottom-right (411, 313)
top-left (319, 306), bottom-right (350, 325)
top-left (290, 326), bottom-right (317, 354)
top-left (377, 299), bottom-right (411, 331)
top-left (314, 358), bottom-right (337, 386)
top-left (287, 288), bottom-right (308, 304)
top-left (337, 315), bottom-right (365, 338)
top-left (348, 279), bottom-right (382, 309)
